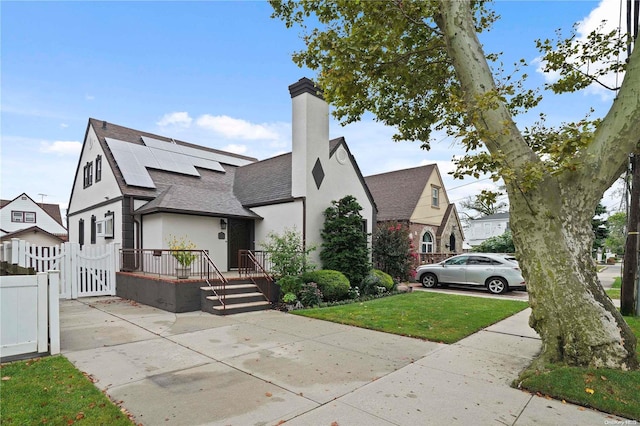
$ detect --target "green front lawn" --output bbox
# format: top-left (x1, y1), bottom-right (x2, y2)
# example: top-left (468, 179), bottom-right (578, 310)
top-left (0, 356), bottom-right (134, 425)
top-left (294, 291), bottom-right (528, 343)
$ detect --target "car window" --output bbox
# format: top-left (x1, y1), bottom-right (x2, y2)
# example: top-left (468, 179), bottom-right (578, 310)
top-left (468, 256), bottom-right (495, 265)
top-left (444, 256), bottom-right (468, 265)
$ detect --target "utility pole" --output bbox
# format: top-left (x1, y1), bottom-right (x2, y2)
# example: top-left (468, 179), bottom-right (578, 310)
top-left (621, 153), bottom-right (639, 315)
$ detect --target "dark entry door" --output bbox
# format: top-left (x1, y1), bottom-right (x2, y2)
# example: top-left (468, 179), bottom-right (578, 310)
top-left (228, 219), bottom-right (253, 269)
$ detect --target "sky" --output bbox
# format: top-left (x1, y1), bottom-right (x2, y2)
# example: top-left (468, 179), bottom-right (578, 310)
top-left (0, 0), bottom-right (629, 222)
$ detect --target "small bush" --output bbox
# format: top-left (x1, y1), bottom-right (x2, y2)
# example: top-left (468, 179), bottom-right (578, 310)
top-left (299, 282), bottom-right (323, 307)
top-left (373, 269), bottom-right (395, 291)
top-left (360, 271), bottom-right (382, 296)
top-left (277, 275), bottom-right (303, 298)
top-left (301, 270), bottom-right (350, 301)
top-left (283, 292), bottom-right (298, 304)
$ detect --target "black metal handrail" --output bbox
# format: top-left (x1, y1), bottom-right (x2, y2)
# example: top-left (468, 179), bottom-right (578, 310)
top-left (202, 250), bottom-right (228, 312)
top-left (120, 248), bottom-right (211, 279)
top-left (238, 249), bottom-right (274, 302)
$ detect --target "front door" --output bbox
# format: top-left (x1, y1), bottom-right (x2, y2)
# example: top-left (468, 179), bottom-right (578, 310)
top-left (227, 219), bottom-right (253, 269)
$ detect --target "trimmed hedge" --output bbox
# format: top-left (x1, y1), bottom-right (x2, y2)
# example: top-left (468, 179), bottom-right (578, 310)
top-left (301, 270), bottom-right (351, 301)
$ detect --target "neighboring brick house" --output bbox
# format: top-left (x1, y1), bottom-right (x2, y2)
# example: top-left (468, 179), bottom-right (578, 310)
top-left (0, 193), bottom-right (68, 245)
top-left (365, 165), bottom-right (464, 261)
top-left (66, 78), bottom-right (376, 271)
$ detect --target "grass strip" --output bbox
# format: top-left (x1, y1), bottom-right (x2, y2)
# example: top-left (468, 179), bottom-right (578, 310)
top-left (294, 291), bottom-right (529, 343)
top-left (0, 356), bottom-right (134, 425)
top-left (518, 316), bottom-right (640, 421)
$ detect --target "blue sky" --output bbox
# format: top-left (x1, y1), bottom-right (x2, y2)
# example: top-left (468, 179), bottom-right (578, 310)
top-left (1, 0), bottom-right (626, 218)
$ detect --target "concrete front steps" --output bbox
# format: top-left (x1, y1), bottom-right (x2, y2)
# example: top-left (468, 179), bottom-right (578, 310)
top-left (201, 278), bottom-right (272, 315)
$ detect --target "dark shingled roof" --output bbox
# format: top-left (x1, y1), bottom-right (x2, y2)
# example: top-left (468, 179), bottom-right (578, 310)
top-left (234, 153), bottom-right (293, 206)
top-left (88, 118), bottom-right (257, 199)
top-left (78, 119), bottom-right (373, 219)
top-left (82, 119), bottom-right (261, 219)
top-left (364, 165), bottom-right (436, 222)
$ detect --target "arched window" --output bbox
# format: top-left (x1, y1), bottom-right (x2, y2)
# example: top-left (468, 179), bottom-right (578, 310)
top-left (421, 232), bottom-right (434, 253)
top-left (449, 233), bottom-right (456, 252)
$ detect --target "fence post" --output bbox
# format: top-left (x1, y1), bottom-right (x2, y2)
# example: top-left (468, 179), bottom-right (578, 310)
top-left (18, 239), bottom-right (27, 268)
top-left (69, 242), bottom-right (79, 299)
top-left (36, 272), bottom-right (48, 354)
top-left (11, 238), bottom-right (20, 265)
top-left (109, 243), bottom-right (119, 296)
top-left (48, 270), bottom-right (60, 355)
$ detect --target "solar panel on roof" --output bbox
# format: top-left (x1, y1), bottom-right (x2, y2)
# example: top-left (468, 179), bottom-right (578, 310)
top-left (106, 135), bottom-right (251, 187)
top-left (105, 138), bottom-right (157, 188)
top-left (191, 157), bottom-right (226, 172)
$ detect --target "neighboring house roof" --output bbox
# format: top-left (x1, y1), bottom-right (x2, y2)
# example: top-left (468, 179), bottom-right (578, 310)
top-left (1, 193), bottom-right (67, 230)
top-left (436, 203), bottom-right (456, 238)
top-left (471, 212), bottom-right (510, 222)
top-left (364, 164), bottom-right (435, 222)
top-left (0, 226), bottom-right (67, 243)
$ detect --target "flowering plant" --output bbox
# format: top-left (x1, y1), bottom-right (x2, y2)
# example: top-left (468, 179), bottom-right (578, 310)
top-left (167, 235), bottom-right (198, 267)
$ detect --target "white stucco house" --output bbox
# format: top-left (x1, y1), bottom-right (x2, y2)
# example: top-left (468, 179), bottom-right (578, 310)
top-left (1, 193), bottom-right (67, 245)
top-left (66, 78), bottom-right (376, 272)
top-left (465, 212), bottom-right (510, 247)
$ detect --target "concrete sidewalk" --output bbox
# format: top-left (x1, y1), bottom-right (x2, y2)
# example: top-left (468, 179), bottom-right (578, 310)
top-left (60, 297), bottom-right (628, 425)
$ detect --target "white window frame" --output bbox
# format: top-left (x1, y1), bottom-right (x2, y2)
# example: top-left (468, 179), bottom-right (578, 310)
top-left (97, 214), bottom-right (114, 239)
top-left (431, 186), bottom-right (440, 207)
top-left (11, 210), bottom-right (36, 223)
top-left (421, 232), bottom-right (434, 253)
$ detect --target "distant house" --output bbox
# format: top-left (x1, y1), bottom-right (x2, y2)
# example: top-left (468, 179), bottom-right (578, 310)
top-left (66, 78), bottom-right (376, 271)
top-left (365, 165), bottom-right (464, 259)
top-left (465, 212), bottom-right (510, 247)
top-left (0, 193), bottom-right (67, 245)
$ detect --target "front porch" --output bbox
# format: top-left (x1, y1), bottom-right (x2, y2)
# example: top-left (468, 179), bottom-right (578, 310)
top-left (117, 249), bottom-right (278, 315)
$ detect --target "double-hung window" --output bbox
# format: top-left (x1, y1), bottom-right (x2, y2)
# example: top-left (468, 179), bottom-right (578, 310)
top-left (431, 186), bottom-right (440, 207)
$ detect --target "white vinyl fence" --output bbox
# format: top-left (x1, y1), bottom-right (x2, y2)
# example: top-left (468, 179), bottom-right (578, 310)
top-left (0, 271), bottom-right (60, 358)
top-left (1, 239), bottom-right (119, 299)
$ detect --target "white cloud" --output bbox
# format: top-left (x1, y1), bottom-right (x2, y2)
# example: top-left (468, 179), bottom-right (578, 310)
top-left (222, 144), bottom-right (248, 154)
top-left (535, 0), bottom-right (626, 100)
top-left (157, 111), bottom-right (193, 128)
top-left (60, 123), bottom-right (69, 128)
top-left (39, 140), bottom-right (82, 156)
top-left (196, 114), bottom-right (280, 140)
top-left (85, 94), bottom-right (95, 101)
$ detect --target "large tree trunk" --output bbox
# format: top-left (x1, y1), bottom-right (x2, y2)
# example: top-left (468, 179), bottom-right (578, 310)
top-left (508, 179), bottom-right (638, 370)
top-left (437, 0), bottom-right (639, 370)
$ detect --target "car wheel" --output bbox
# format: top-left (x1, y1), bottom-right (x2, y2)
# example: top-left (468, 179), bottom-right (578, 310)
top-left (421, 273), bottom-right (438, 288)
top-left (486, 277), bottom-right (508, 294)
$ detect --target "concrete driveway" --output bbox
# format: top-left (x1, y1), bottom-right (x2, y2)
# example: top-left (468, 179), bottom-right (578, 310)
top-left (59, 296), bottom-right (628, 425)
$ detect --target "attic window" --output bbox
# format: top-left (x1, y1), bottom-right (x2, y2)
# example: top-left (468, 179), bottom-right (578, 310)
top-left (12, 211), bottom-right (36, 223)
top-left (431, 185), bottom-right (440, 207)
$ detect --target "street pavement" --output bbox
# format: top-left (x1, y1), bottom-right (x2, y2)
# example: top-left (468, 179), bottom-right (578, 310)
top-left (59, 285), bottom-right (631, 425)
